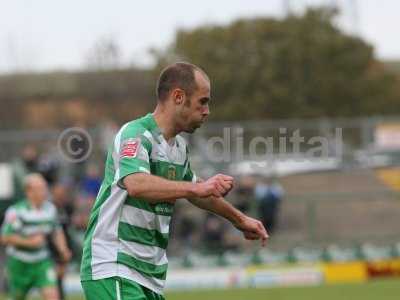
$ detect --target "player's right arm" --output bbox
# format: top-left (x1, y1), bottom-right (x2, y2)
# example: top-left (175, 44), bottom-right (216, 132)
top-left (117, 125), bottom-right (233, 203)
top-left (1, 208), bottom-right (46, 249)
top-left (2, 234), bottom-right (46, 249)
top-left (122, 172), bottom-right (234, 204)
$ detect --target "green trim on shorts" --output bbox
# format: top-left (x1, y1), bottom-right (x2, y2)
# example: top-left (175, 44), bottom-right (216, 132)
top-left (81, 277), bottom-right (165, 300)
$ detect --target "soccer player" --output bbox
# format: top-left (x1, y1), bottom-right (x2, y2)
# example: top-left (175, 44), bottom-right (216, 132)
top-left (80, 62), bottom-right (268, 300)
top-left (1, 173), bottom-right (71, 300)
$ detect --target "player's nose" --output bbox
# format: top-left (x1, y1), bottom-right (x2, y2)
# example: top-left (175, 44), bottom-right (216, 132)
top-left (202, 105), bottom-right (210, 117)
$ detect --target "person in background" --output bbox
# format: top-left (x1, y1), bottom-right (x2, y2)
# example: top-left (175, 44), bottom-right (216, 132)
top-left (203, 213), bottom-right (226, 253)
top-left (234, 176), bottom-right (256, 214)
top-left (1, 173), bottom-right (71, 300)
top-left (49, 182), bottom-right (75, 300)
top-left (11, 145), bottom-right (60, 206)
top-left (11, 145), bottom-right (40, 203)
top-left (254, 176), bottom-right (284, 234)
top-left (38, 147), bottom-right (60, 187)
top-left (72, 164), bottom-right (102, 231)
top-left (80, 164), bottom-right (102, 198)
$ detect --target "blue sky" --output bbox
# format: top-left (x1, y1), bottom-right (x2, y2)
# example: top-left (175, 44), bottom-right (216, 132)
top-left (0, 0), bottom-right (398, 73)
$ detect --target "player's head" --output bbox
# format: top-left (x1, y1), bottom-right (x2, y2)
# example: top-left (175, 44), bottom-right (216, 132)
top-left (156, 62), bottom-right (210, 133)
top-left (24, 173), bottom-right (49, 206)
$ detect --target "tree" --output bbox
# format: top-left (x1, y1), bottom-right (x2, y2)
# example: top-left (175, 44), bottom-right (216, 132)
top-left (154, 8), bottom-right (400, 120)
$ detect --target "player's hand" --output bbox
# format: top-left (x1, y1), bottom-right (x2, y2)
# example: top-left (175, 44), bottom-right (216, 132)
top-left (27, 234), bottom-right (46, 248)
top-left (234, 216), bottom-right (269, 247)
top-left (193, 174), bottom-right (234, 198)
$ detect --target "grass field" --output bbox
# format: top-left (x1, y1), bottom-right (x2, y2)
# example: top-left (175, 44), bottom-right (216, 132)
top-left (4, 278), bottom-right (399, 300)
top-left (165, 279), bottom-right (400, 300)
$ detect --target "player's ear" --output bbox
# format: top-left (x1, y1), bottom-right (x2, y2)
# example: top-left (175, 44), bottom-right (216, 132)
top-left (172, 89), bottom-right (185, 105)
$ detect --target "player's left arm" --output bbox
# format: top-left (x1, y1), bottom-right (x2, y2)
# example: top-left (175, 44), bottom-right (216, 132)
top-left (51, 211), bottom-right (72, 262)
top-left (51, 225), bottom-right (72, 263)
top-left (182, 148), bottom-right (268, 246)
top-left (187, 194), bottom-right (269, 246)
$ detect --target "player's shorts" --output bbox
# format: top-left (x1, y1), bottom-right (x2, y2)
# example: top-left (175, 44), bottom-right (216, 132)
top-left (6, 256), bottom-right (57, 299)
top-left (81, 277), bottom-right (165, 300)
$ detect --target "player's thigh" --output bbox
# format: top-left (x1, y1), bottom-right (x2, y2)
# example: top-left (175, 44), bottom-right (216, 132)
top-left (6, 258), bottom-right (32, 300)
top-left (41, 286), bottom-right (60, 300)
top-left (7, 281), bottom-right (30, 300)
top-left (81, 277), bottom-right (121, 300)
top-left (120, 277), bottom-right (164, 300)
top-left (34, 259), bottom-right (58, 290)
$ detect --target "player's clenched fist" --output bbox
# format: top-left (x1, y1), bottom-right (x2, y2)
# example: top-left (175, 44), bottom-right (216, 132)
top-left (193, 174), bottom-right (234, 198)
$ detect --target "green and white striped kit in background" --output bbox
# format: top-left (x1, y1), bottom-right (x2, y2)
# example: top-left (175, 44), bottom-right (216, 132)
top-left (2, 200), bottom-right (59, 263)
top-left (80, 113), bottom-right (196, 295)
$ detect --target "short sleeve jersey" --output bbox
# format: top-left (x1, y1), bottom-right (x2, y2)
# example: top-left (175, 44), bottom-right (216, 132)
top-left (1, 199), bottom-right (60, 263)
top-left (80, 113), bottom-right (196, 295)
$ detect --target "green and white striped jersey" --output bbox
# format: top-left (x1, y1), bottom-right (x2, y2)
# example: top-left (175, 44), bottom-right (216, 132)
top-left (1, 199), bottom-right (59, 263)
top-left (80, 113), bottom-right (196, 294)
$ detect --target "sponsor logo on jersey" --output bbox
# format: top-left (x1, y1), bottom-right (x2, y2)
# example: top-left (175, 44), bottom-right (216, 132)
top-left (121, 138), bottom-right (140, 158)
top-left (155, 203), bottom-right (174, 215)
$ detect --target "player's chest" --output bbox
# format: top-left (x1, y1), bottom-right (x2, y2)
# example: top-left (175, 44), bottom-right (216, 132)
top-left (19, 210), bottom-right (54, 235)
top-left (149, 143), bottom-right (186, 181)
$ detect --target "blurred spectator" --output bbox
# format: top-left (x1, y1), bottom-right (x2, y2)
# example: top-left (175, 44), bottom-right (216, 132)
top-left (11, 145), bottom-right (61, 204)
top-left (72, 196), bottom-right (92, 231)
top-left (11, 145), bottom-right (40, 202)
top-left (18, 145), bottom-right (39, 172)
top-left (38, 146), bottom-right (60, 187)
top-left (80, 164), bottom-right (101, 198)
top-left (49, 182), bottom-right (75, 300)
top-left (254, 177), bottom-right (284, 234)
top-left (99, 120), bottom-right (119, 153)
top-left (233, 176), bottom-right (256, 214)
top-left (203, 214), bottom-right (226, 253)
top-left (73, 164), bottom-right (101, 230)
top-left (177, 216), bottom-right (197, 247)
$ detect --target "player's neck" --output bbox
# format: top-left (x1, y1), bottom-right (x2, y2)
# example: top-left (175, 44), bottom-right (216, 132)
top-left (152, 106), bottom-right (178, 141)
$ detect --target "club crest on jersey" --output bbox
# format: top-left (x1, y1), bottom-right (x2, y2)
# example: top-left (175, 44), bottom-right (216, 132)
top-left (167, 165), bottom-right (176, 180)
top-left (155, 203), bottom-right (174, 215)
top-left (120, 138), bottom-right (140, 158)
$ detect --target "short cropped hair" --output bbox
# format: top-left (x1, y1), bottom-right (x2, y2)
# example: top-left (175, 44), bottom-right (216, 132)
top-left (24, 173), bottom-right (45, 190)
top-left (156, 62), bottom-right (206, 101)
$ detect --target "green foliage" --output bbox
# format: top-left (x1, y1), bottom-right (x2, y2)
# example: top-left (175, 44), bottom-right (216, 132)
top-left (155, 8), bottom-right (400, 120)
